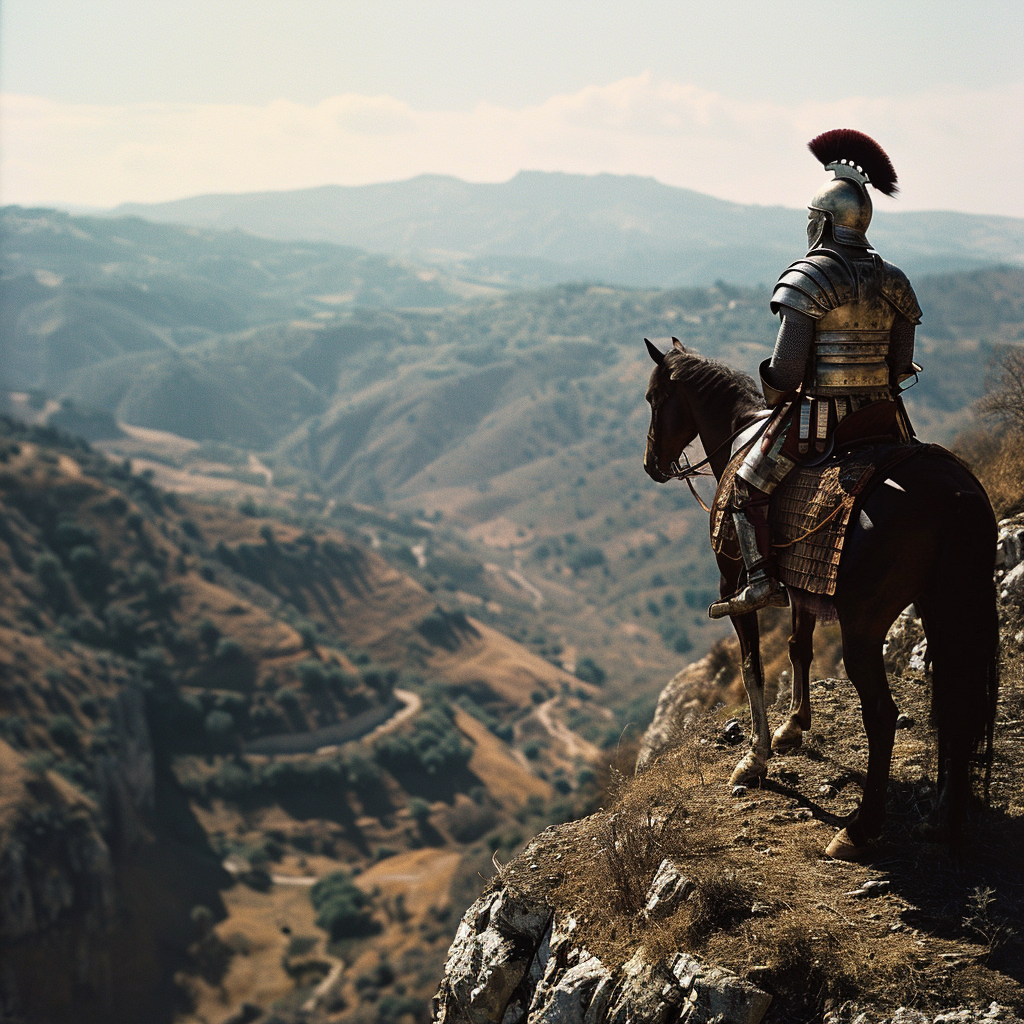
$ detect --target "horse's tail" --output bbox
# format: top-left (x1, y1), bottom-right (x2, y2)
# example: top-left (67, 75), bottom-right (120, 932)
top-left (923, 484), bottom-right (999, 837)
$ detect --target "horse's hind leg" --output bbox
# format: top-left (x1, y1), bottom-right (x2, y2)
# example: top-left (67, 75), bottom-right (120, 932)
top-left (826, 628), bottom-right (897, 859)
top-left (772, 604), bottom-right (816, 753)
top-left (916, 580), bottom-right (998, 849)
top-left (729, 610), bottom-right (772, 787)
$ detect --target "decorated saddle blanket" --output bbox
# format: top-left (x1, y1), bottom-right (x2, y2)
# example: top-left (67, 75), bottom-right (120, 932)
top-left (710, 441), bottom-right (926, 596)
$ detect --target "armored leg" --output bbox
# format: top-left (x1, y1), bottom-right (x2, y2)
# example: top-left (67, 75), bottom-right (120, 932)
top-left (709, 483), bottom-right (789, 618)
top-left (709, 412), bottom-right (794, 620)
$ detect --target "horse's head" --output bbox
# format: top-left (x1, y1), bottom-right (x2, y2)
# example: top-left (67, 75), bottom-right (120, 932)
top-left (643, 338), bottom-right (699, 483)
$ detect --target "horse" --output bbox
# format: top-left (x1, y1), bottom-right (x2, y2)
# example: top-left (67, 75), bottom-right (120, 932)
top-left (643, 338), bottom-right (998, 859)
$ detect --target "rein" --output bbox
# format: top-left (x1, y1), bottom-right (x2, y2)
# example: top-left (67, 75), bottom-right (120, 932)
top-left (652, 414), bottom-right (771, 513)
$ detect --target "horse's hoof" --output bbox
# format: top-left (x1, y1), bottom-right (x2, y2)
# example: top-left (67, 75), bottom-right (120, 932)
top-left (729, 752), bottom-right (768, 787)
top-left (771, 719), bottom-right (803, 753)
top-left (825, 828), bottom-right (868, 860)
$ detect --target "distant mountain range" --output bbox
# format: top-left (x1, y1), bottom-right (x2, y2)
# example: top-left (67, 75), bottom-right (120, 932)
top-left (4, 204), bottom-right (1023, 704)
top-left (111, 171), bottom-right (1024, 288)
top-left (5, 206), bottom-right (1022, 461)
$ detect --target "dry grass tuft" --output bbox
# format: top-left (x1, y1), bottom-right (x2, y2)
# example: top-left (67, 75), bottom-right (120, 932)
top-left (682, 872), bottom-right (758, 945)
top-left (599, 804), bottom-right (678, 917)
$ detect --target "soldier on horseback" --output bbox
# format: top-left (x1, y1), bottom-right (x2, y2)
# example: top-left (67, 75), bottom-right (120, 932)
top-left (712, 129), bottom-right (923, 619)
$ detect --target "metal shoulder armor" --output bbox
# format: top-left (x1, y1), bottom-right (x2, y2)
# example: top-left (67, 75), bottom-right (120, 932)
top-left (878, 260), bottom-right (922, 325)
top-left (769, 252), bottom-right (855, 319)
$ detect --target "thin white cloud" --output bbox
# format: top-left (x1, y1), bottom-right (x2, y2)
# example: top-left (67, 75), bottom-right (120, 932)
top-left (2, 75), bottom-right (1021, 215)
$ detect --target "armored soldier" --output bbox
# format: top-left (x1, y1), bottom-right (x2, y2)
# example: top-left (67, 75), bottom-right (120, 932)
top-left (712, 129), bottom-right (922, 619)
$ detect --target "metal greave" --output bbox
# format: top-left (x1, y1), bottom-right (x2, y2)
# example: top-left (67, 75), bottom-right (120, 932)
top-left (733, 509), bottom-right (769, 577)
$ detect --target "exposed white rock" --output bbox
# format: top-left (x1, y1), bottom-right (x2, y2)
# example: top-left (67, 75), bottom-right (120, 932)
top-left (671, 952), bottom-right (774, 1024)
top-left (908, 640), bottom-right (929, 673)
top-left (434, 880), bottom-right (772, 1024)
top-left (637, 650), bottom-right (732, 770)
top-left (999, 561), bottom-right (1024, 602)
top-left (434, 889), bottom-right (552, 1024)
top-left (643, 857), bottom-right (695, 920)
top-left (527, 953), bottom-right (614, 1024)
top-left (995, 517), bottom-right (1024, 570)
top-left (882, 608), bottom-right (925, 676)
top-left (605, 949), bottom-right (685, 1024)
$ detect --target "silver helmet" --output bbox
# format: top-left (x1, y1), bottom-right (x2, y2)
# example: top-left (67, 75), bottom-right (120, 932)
top-left (806, 129), bottom-right (898, 249)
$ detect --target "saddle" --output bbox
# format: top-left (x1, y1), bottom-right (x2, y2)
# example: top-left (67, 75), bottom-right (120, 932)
top-left (711, 440), bottom-right (927, 597)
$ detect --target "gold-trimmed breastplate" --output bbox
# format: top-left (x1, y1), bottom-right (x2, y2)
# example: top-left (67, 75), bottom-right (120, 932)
top-left (812, 295), bottom-right (896, 396)
top-left (770, 249), bottom-right (922, 399)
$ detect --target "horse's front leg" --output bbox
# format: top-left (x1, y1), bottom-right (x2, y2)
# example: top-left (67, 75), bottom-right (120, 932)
top-left (826, 630), bottom-right (897, 859)
top-left (729, 609), bottom-right (772, 787)
top-left (772, 604), bottom-right (816, 752)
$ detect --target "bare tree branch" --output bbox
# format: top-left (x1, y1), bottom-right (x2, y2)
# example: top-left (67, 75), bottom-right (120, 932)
top-left (978, 347), bottom-right (1024, 433)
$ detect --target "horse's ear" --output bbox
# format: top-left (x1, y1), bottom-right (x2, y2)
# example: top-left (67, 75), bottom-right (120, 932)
top-left (671, 337), bottom-right (686, 353)
top-left (644, 338), bottom-right (664, 364)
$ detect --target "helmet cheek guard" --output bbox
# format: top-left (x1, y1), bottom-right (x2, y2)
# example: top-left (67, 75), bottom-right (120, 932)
top-left (806, 209), bottom-right (827, 249)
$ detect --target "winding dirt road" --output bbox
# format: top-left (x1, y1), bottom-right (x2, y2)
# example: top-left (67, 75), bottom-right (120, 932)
top-left (535, 697), bottom-right (601, 762)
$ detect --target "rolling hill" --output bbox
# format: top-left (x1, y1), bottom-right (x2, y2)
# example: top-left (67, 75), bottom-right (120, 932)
top-left (112, 171), bottom-right (1024, 288)
top-left (4, 206), bottom-right (1023, 706)
top-left (4, 201), bottom-right (1022, 1020)
top-left (8, 207), bottom-right (1024, 704)
top-left (0, 203), bottom-right (491, 332)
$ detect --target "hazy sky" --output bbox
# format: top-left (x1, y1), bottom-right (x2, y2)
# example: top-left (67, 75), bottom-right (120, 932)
top-left (2, 0), bottom-right (1022, 214)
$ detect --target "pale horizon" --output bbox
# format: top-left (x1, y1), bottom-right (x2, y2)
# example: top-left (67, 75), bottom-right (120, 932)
top-left (2, 2), bottom-right (1022, 217)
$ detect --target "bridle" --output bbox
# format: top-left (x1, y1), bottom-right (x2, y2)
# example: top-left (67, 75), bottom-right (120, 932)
top-left (647, 401), bottom-right (772, 512)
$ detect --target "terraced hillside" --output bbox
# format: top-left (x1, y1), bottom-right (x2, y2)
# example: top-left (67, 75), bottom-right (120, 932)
top-left (0, 419), bottom-right (613, 1023)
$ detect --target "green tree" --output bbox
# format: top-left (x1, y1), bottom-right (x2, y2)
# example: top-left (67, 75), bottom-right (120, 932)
top-left (309, 872), bottom-right (376, 940)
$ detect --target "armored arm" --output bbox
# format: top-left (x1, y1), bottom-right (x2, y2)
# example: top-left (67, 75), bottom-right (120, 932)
top-left (761, 308), bottom-right (814, 404)
top-left (880, 262), bottom-right (921, 386)
top-left (763, 254), bottom-right (847, 406)
top-left (889, 314), bottom-right (917, 384)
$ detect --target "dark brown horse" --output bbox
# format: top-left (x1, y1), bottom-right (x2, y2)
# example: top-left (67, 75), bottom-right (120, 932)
top-left (643, 339), bottom-right (998, 858)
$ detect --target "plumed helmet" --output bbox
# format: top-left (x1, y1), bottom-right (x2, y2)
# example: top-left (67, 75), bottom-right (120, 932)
top-left (806, 129), bottom-right (898, 248)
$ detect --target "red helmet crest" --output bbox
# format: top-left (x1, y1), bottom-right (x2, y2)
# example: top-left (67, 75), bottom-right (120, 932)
top-left (808, 129), bottom-right (899, 196)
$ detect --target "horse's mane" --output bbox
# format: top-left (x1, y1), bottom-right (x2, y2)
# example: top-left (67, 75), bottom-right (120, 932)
top-left (659, 349), bottom-right (765, 417)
